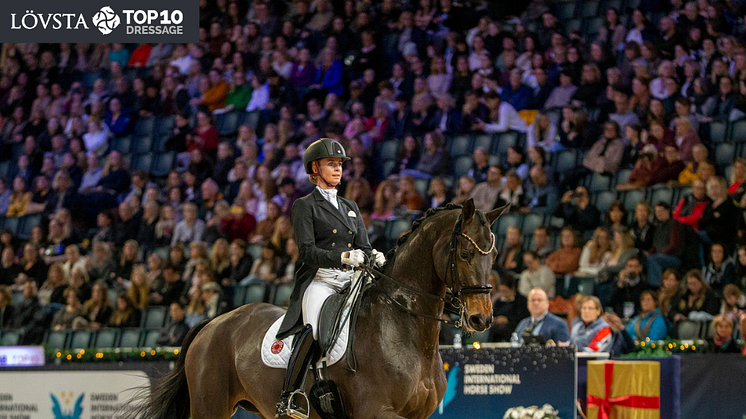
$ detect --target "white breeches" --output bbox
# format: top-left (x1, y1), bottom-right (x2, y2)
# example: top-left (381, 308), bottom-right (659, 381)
top-left (302, 268), bottom-right (354, 340)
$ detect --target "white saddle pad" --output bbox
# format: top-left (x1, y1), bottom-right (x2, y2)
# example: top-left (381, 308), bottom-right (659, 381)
top-left (261, 310), bottom-right (351, 369)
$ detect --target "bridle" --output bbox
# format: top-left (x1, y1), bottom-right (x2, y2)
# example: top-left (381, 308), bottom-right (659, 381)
top-left (365, 214), bottom-right (495, 328)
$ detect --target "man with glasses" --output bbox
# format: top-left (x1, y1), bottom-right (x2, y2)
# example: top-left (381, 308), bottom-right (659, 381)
top-left (513, 288), bottom-right (570, 345)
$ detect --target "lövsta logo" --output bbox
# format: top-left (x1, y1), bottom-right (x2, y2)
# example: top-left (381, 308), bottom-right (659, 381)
top-left (92, 6), bottom-right (120, 35)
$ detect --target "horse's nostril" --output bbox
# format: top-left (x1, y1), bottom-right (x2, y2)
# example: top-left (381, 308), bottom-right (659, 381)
top-left (469, 314), bottom-right (486, 329)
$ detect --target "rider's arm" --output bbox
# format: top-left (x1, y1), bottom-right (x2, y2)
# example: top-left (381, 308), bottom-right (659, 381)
top-left (292, 198), bottom-right (345, 269)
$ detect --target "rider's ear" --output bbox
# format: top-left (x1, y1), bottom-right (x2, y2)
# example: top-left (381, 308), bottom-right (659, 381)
top-left (462, 198), bottom-right (475, 222)
top-left (486, 204), bottom-right (510, 226)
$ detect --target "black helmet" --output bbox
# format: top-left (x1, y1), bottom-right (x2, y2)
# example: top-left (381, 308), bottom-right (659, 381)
top-left (303, 138), bottom-right (350, 174)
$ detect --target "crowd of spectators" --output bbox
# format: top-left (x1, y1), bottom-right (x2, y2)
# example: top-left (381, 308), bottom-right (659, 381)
top-left (0, 0), bottom-right (745, 352)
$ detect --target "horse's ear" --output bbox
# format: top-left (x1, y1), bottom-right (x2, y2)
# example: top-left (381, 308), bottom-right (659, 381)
top-left (486, 204), bottom-right (510, 226)
top-left (462, 198), bottom-right (475, 222)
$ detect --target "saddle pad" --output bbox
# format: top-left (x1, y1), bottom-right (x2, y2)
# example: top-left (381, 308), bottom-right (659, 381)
top-left (261, 311), bottom-right (350, 369)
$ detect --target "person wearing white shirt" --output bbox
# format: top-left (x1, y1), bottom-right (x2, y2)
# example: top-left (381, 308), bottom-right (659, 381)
top-left (477, 92), bottom-right (528, 133)
top-left (82, 119), bottom-right (110, 158)
top-left (246, 75), bottom-right (270, 112)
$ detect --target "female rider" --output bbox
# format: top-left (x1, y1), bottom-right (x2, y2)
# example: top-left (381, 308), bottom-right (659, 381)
top-left (275, 138), bottom-right (384, 419)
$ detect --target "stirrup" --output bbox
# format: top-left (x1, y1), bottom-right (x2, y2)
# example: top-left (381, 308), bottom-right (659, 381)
top-left (276, 390), bottom-right (310, 419)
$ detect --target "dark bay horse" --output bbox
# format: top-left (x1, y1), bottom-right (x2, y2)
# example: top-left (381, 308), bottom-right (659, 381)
top-left (137, 199), bottom-right (508, 419)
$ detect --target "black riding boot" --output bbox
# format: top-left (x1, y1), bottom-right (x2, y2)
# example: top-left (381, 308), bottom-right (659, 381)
top-left (276, 325), bottom-right (320, 419)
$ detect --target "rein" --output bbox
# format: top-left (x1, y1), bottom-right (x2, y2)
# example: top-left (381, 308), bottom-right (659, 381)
top-left (365, 214), bottom-right (495, 328)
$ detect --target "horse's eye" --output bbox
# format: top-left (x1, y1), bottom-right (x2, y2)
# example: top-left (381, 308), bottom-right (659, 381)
top-left (460, 251), bottom-right (470, 260)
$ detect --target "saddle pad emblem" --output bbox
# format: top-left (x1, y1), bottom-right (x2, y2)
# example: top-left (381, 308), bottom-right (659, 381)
top-left (271, 340), bottom-right (285, 354)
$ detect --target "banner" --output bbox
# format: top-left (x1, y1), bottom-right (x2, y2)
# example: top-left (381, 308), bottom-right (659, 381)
top-left (431, 346), bottom-right (576, 419)
top-left (680, 355), bottom-right (746, 419)
top-left (0, 370), bottom-right (149, 419)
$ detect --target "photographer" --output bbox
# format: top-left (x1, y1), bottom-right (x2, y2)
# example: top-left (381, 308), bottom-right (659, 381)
top-left (607, 256), bottom-right (650, 319)
top-left (553, 186), bottom-right (600, 233)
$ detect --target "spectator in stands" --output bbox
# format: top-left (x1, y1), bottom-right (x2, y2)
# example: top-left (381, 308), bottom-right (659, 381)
top-left (518, 251), bottom-right (556, 299)
top-left (729, 158), bottom-right (746, 202)
top-left (515, 288), bottom-right (570, 345)
top-left (604, 201), bottom-right (629, 231)
top-left (372, 179), bottom-right (397, 220)
top-left (577, 227), bottom-right (612, 277)
top-left (475, 91), bottom-right (528, 133)
top-left (192, 111), bottom-right (219, 155)
top-left (626, 290), bottom-right (668, 341)
top-left (0, 247), bottom-right (19, 287)
top-left (156, 302), bottom-right (189, 346)
top-left (571, 296), bottom-right (613, 352)
top-left (127, 265), bottom-right (149, 310)
top-left (678, 143), bottom-right (709, 188)
top-left (202, 282), bottom-right (229, 319)
top-left (546, 227), bottom-right (582, 277)
top-left (609, 90), bottom-right (639, 142)
top-left (244, 242), bottom-right (279, 284)
top-left (527, 111), bottom-right (558, 152)
top-left (108, 293), bottom-right (141, 328)
top-left (38, 262), bottom-right (67, 306)
top-left (544, 70), bottom-right (577, 109)
top-left (671, 269), bottom-right (721, 322)
top-left (408, 131), bottom-right (449, 178)
top-left (608, 255), bottom-right (650, 317)
top-left (720, 284), bottom-right (744, 324)
top-left (496, 226), bottom-right (525, 280)
top-left (631, 201), bottom-right (655, 251)
top-left (647, 144), bottom-right (686, 187)
top-left (706, 315), bottom-right (741, 353)
top-left (74, 281), bottom-right (112, 330)
top-left (501, 68), bottom-right (533, 111)
top-left (703, 243), bottom-right (735, 296)
top-left (0, 178), bottom-right (11, 216)
top-left (470, 165), bottom-right (503, 213)
top-left (491, 272), bottom-right (530, 342)
top-left (521, 165), bottom-right (558, 215)
top-left (674, 178), bottom-right (710, 230)
top-left (599, 228), bottom-right (639, 281)
top-left (555, 186), bottom-right (600, 232)
top-left (467, 147), bottom-right (489, 184)
top-left (150, 264), bottom-right (185, 307)
top-left (531, 227), bottom-right (554, 261)
top-left (185, 285), bottom-right (206, 328)
top-left (397, 175), bottom-right (424, 211)
top-left (700, 177), bottom-right (739, 254)
top-left (0, 285), bottom-right (12, 328)
top-left (420, 177), bottom-right (452, 212)
top-left (229, 239), bottom-right (253, 285)
top-left (172, 203), bottom-right (206, 245)
top-left (18, 243), bottom-right (47, 287)
top-left (6, 177), bottom-right (31, 217)
top-left (658, 269), bottom-right (682, 319)
top-left (9, 281), bottom-right (39, 330)
top-left (647, 202), bottom-right (685, 286)
top-left (558, 106), bottom-right (590, 149)
top-left (51, 288), bottom-right (82, 331)
top-left (563, 121), bottom-right (624, 190)
top-left (82, 118), bottom-right (110, 158)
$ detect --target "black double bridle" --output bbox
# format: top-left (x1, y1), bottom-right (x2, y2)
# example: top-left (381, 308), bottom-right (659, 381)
top-left (365, 214), bottom-right (496, 328)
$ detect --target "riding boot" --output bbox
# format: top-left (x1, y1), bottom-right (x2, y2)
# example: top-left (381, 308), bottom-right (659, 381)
top-left (276, 325), bottom-right (320, 419)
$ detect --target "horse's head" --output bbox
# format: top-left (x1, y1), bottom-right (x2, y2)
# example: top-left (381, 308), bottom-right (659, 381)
top-left (448, 198), bottom-right (508, 333)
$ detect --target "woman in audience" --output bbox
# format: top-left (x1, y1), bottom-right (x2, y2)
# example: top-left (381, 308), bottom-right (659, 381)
top-left (422, 177), bottom-right (454, 211)
top-left (735, 246), bottom-right (746, 292)
top-left (720, 284), bottom-right (745, 323)
top-left (210, 238), bottom-right (232, 285)
top-left (728, 158), bottom-right (746, 202)
top-left (372, 180), bottom-right (398, 220)
top-left (107, 293), bottom-right (141, 328)
top-left (700, 177), bottom-right (739, 254)
top-left (703, 243), bottom-right (735, 296)
top-left (38, 262), bottom-right (67, 306)
top-left (576, 228), bottom-right (612, 277)
top-left (546, 227), bottom-right (582, 277)
top-left (626, 290), bottom-right (668, 341)
top-left (68, 266), bottom-right (92, 303)
top-left (678, 144), bottom-right (709, 186)
top-left (6, 177), bottom-right (31, 217)
top-left (0, 285), bottom-right (13, 328)
top-left (673, 178), bottom-right (710, 230)
top-left (113, 240), bottom-right (139, 289)
top-left (185, 285), bottom-right (206, 327)
top-left (344, 178), bottom-right (374, 211)
top-left (74, 281), bottom-right (112, 330)
top-left (86, 242), bottom-right (115, 283)
top-left (706, 315), bottom-right (740, 353)
top-left (571, 296), bottom-right (613, 352)
top-left (671, 269), bottom-right (720, 322)
top-left (397, 174), bottom-right (424, 212)
top-left (127, 265), bottom-right (150, 310)
top-left (51, 288), bottom-right (82, 330)
top-left (495, 226), bottom-right (524, 280)
top-left (659, 269), bottom-right (683, 320)
top-left (252, 201), bottom-right (281, 244)
top-left (558, 106), bottom-right (589, 149)
top-left (599, 228), bottom-right (638, 281)
top-left (278, 238), bottom-right (299, 284)
top-left (411, 131), bottom-right (449, 178)
top-left (604, 201), bottom-right (628, 231)
top-left (630, 201), bottom-right (655, 251)
top-left (243, 242), bottom-right (279, 284)
top-left (526, 111), bottom-right (558, 152)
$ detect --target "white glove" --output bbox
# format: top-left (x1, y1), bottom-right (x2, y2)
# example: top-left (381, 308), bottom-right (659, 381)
top-left (341, 249), bottom-right (366, 267)
top-left (372, 249), bottom-right (386, 268)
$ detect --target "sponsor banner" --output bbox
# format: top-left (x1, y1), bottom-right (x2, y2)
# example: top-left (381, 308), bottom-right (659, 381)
top-left (0, 370), bottom-right (149, 419)
top-left (0, 0), bottom-right (198, 42)
top-left (0, 347), bottom-right (45, 367)
top-left (432, 346), bottom-right (577, 419)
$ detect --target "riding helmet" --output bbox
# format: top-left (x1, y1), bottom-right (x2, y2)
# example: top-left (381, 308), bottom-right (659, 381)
top-left (303, 138), bottom-right (350, 174)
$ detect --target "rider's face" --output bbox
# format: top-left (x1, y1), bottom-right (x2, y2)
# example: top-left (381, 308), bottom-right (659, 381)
top-left (314, 158), bottom-right (343, 187)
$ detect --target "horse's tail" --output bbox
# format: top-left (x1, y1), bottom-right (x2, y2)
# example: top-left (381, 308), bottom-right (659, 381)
top-left (131, 319), bottom-right (211, 419)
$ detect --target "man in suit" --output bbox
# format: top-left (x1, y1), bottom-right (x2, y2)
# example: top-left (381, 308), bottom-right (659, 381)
top-left (514, 288), bottom-right (570, 345)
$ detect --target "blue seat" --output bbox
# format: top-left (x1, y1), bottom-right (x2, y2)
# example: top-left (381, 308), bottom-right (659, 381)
top-left (415, 178), bottom-right (429, 196)
top-left (565, 18), bottom-right (582, 33)
top-left (452, 156), bottom-right (473, 178)
top-left (143, 330), bottom-right (160, 348)
top-left (112, 135), bottom-right (132, 154)
top-left (94, 328), bottom-right (119, 348)
top-left (594, 191), bottom-right (617, 213)
top-left (134, 117), bottom-right (156, 137)
top-left (494, 213), bottom-right (523, 237)
top-left (615, 169), bottom-right (632, 186)
top-left (46, 330), bottom-right (69, 348)
top-left (1, 330), bottom-right (20, 346)
top-left (155, 116), bottom-right (175, 138)
top-left (382, 159), bottom-right (397, 177)
top-left (587, 173), bottom-right (611, 192)
top-left (70, 330), bottom-right (93, 349)
top-left (556, 1), bottom-right (575, 20)
top-left (472, 135), bottom-right (493, 153)
top-left (272, 283), bottom-right (294, 307)
top-left (3, 217), bottom-right (20, 235)
top-left (493, 131), bottom-right (519, 156)
top-left (579, 1), bottom-right (598, 17)
top-left (553, 150), bottom-right (578, 177)
top-left (247, 243), bottom-right (262, 261)
top-left (386, 219), bottom-right (412, 241)
top-left (244, 283), bottom-right (268, 305)
top-left (216, 111), bottom-right (240, 136)
top-left (0, 161), bottom-right (10, 178)
top-left (622, 189), bottom-right (646, 213)
top-left (142, 306), bottom-right (168, 329)
top-left (715, 143), bottom-right (735, 167)
top-left (119, 328), bottom-right (142, 347)
top-left (521, 213), bottom-right (544, 235)
top-left (379, 140), bottom-right (400, 160)
top-left (710, 121), bottom-right (728, 143)
top-left (17, 213), bottom-right (41, 240)
top-left (449, 135), bottom-right (473, 157)
top-left (648, 187), bottom-right (674, 206)
top-left (584, 16), bottom-right (605, 37)
top-left (132, 154), bottom-right (153, 173)
top-left (233, 285), bottom-right (247, 307)
top-left (152, 152), bottom-right (175, 177)
top-left (132, 135), bottom-right (154, 155)
top-left (730, 118), bottom-right (746, 142)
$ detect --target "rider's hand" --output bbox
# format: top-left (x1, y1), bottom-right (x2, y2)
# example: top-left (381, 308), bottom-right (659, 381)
top-left (341, 250), bottom-right (366, 267)
top-left (372, 249), bottom-right (386, 268)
